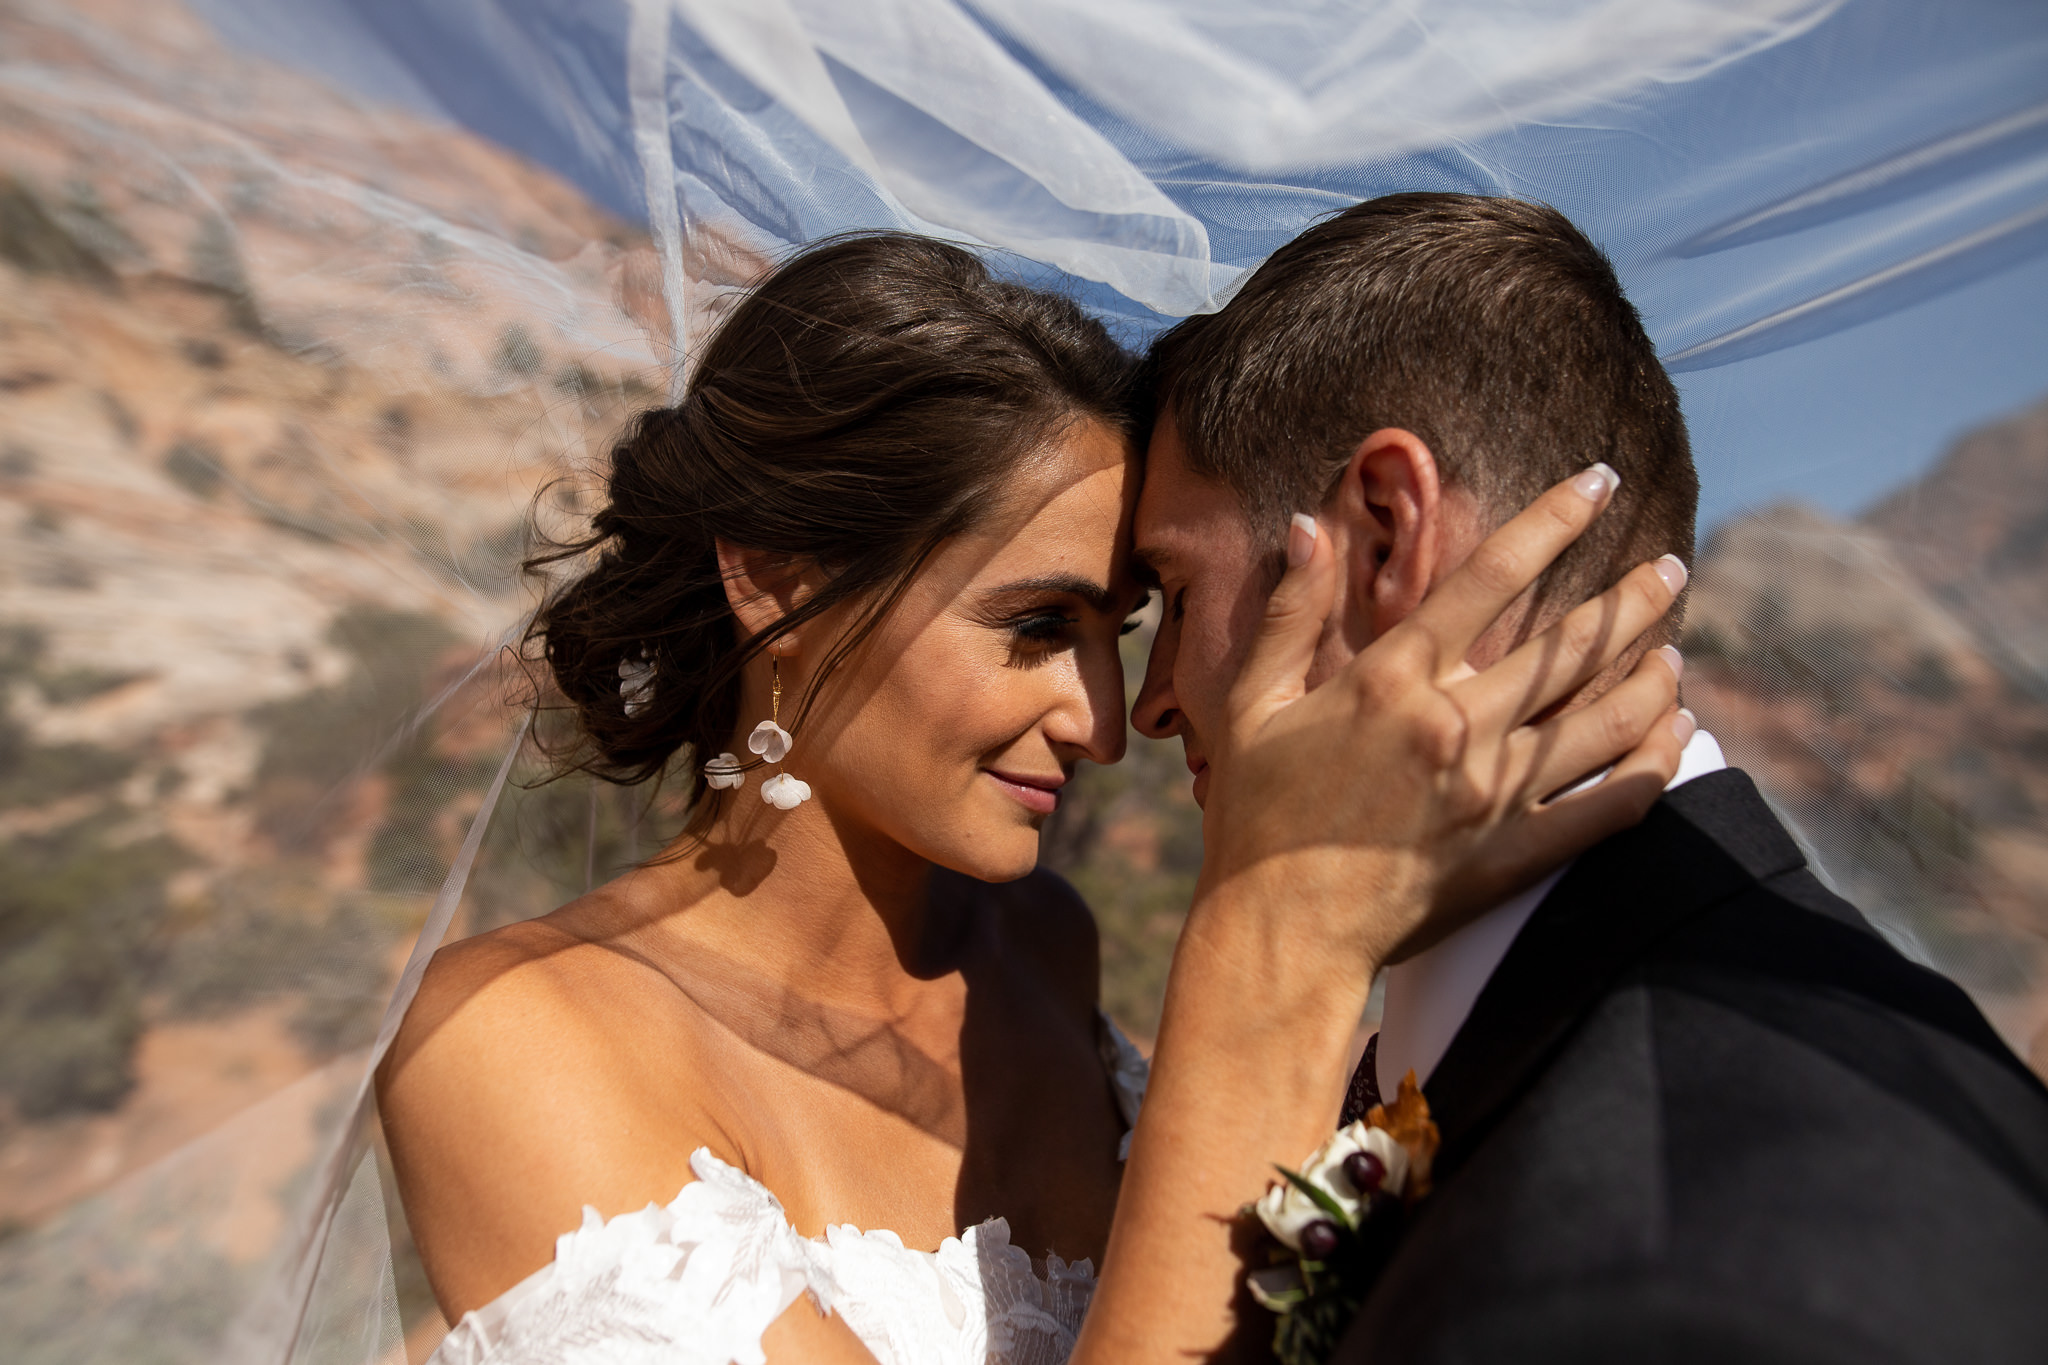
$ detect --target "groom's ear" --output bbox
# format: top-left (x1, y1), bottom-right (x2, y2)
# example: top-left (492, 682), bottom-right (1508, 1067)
top-left (1327, 428), bottom-right (1443, 644)
top-left (715, 539), bottom-right (819, 650)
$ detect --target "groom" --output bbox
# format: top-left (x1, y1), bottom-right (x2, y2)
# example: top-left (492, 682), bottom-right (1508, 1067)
top-left (1132, 194), bottom-right (2048, 1360)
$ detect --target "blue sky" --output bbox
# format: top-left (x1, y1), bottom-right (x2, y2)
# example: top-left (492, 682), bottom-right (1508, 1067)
top-left (1680, 247), bottom-right (2048, 532)
top-left (195, 0), bottom-right (2048, 536)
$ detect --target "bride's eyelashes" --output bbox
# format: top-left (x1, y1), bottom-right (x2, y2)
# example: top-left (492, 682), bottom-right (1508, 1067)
top-left (995, 608), bottom-right (1080, 671)
top-left (1004, 590), bottom-right (1152, 642)
top-left (1008, 609), bottom-right (1081, 644)
top-left (972, 574), bottom-right (1144, 666)
top-left (983, 591), bottom-right (1149, 670)
top-left (1122, 591), bottom-right (1152, 636)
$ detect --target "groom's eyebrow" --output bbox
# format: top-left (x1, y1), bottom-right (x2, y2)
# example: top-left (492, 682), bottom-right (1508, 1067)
top-left (986, 573), bottom-right (1118, 611)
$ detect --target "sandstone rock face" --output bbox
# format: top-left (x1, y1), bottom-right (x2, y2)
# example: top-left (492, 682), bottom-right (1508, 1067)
top-left (0, 4), bottom-right (695, 1342)
top-left (1682, 395), bottom-right (2048, 1079)
top-left (1, 0), bottom-right (2045, 1356)
top-left (1686, 503), bottom-right (1990, 688)
top-left (1866, 395), bottom-right (2048, 681)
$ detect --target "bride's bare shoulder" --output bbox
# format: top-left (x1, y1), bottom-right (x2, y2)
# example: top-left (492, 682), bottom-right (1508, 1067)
top-left (381, 909), bottom-right (664, 1077)
top-left (374, 887), bottom-right (739, 1169)
top-left (375, 900), bottom-right (737, 1316)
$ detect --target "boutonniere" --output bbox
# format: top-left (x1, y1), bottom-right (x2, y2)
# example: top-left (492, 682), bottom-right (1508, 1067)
top-left (1245, 1071), bottom-right (1440, 1365)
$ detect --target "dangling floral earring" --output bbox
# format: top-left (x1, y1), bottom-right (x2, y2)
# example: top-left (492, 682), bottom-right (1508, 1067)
top-left (751, 657), bottom-right (810, 810)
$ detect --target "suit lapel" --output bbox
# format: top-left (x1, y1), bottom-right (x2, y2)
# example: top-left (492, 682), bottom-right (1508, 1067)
top-left (1420, 769), bottom-right (1805, 1180)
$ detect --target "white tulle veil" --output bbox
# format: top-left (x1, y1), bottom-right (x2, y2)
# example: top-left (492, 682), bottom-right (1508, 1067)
top-left (2, 1), bottom-right (2046, 1361)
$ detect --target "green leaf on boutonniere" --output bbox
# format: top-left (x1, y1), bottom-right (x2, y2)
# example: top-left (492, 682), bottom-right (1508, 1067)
top-left (1275, 1165), bottom-right (1355, 1229)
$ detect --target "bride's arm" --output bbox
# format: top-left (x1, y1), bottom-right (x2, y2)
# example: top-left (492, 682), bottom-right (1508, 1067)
top-left (1076, 469), bottom-right (1690, 1362)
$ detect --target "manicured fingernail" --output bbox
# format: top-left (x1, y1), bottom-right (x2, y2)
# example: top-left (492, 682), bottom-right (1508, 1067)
top-left (1288, 512), bottom-right (1319, 568)
top-left (1656, 644), bottom-right (1684, 681)
top-left (1672, 707), bottom-right (1697, 745)
top-left (1653, 554), bottom-right (1688, 593)
top-left (1573, 462), bottom-right (1619, 501)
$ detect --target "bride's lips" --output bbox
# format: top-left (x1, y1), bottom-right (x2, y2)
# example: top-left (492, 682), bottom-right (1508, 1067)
top-left (986, 769), bottom-right (1065, 816)
top-left (1186, 752), bottom-right (1209, 807)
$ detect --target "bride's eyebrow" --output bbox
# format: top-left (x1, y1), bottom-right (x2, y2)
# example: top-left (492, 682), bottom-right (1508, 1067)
top-left (979, 573), bottom-right (1117, 612)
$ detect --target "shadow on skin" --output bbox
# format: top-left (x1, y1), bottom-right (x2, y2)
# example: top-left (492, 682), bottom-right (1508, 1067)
top-left (693, 835), bottom-right (778, 896)
top-left (379, 858), bottom-right (1127, 1263)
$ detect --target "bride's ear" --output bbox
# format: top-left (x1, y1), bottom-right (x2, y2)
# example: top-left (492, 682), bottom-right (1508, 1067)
top-left (1329, 428), bottom-right (1442, 639)
top-left (715, 538), bottom-right (819, 650)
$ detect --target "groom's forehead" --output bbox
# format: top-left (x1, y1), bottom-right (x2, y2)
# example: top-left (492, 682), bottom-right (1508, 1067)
top-left (1133, 425), bottom-right (1261, 581)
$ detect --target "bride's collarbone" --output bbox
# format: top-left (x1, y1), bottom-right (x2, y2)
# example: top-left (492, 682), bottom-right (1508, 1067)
top-left (439, 875), bottom-right (1123, 1260)
top-left (673, 999), bottom-right (1122, 1258)
top-left (751, 1002), bottom-right (1125, 1260)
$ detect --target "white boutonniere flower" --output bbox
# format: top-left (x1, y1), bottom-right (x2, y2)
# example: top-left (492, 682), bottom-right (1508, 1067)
top-left (760, 772), bottom-right (811, 809)
top-left (748, 720), bottom-right (793, 764)
top-left (702, 753), bottom-right (745, 790)
top-left (1246, 1071), bottom-right (1440, 1365)
top-left (1253, 1122), bottom-right (1409, 1254)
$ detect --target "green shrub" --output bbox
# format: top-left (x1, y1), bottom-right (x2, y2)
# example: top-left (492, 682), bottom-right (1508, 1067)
top-left (159, 875), bottom-right (399, 1056)
top-left (0, 822), bottom-right (185, 1117)
top-left (0, 714), bottom-right (136, 809)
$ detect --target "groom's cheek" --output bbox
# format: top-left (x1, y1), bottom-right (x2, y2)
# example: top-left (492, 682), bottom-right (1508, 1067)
top-left (1223, 562), bottom-right (1278, 675)
top-left (1300, 627), bottom-right (1361, 695)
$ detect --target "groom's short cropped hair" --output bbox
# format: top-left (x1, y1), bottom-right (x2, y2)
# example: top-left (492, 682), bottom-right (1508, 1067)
top-left (1146, 193), bottom-right (1697, 627)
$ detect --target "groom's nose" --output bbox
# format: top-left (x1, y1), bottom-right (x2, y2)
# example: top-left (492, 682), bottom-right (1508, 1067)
top-left (1132, 616), bottom-right (1183, 741)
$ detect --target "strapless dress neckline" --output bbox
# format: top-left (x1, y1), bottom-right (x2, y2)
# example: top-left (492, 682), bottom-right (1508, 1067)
top-left (428, 1014), bottom-right (1149, 1365)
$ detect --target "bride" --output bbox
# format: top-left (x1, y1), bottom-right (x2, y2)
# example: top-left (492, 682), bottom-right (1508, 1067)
top-left (376, 232), bottom-right (1685, 1365)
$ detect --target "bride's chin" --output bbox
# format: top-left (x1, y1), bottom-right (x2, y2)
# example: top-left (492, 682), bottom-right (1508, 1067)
top-left (967, 854), bottom-right (1042, 884)
top-left (943, 818), bottom-right (1044, 885)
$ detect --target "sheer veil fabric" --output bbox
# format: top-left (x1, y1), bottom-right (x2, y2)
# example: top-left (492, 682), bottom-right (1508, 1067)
top-left (2, 2), bottom-right (2046, 1362)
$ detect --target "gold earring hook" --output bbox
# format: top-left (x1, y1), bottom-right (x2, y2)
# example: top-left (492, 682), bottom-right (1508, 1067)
top-left (771, 657), bottom-right (781, 727)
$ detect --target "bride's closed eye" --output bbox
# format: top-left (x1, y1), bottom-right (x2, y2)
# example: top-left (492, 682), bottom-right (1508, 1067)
top-left (1008, 608), bottom-right (1081, 645)
top-left (998, 599), bottom-right (1143, 664)
top-left (974, 577), bottom-right (1147, 668)
top-left (974, 573), bottom-right (1138, 646)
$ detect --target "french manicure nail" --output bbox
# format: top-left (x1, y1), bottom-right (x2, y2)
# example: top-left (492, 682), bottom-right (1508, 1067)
top-left (1573, 462), bottom-right (1619, 501)
top-left (1672, 707), bottom-right (1697, 745)
top-left (1288, 512), bottom-right (1319, 568)
top-left (1653, 554), bottom-right (1688, 593)
top-left (1656, 644), bottom-right (1684, 681)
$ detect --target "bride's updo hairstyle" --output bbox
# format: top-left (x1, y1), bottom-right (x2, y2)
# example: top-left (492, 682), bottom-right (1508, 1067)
top-left (527, 233), bottom-right (1134, 813)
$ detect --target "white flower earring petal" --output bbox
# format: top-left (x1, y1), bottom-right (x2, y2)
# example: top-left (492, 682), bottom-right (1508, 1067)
top-left (702, 752), bottom-right (745, 790)
top-left (747, 720), bottom-right (792, 764)
top-left (760, 773), bottom-right (811, 810)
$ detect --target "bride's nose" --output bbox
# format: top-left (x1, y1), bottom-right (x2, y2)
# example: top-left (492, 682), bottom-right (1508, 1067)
top-left (1045, 642), bottom-right (1128, 766)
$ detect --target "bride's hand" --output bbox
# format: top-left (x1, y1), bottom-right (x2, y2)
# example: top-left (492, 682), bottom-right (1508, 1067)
top-left (1084, 466), bottom-right (1688, 1365)
top-left (1196, 463), bottom-right (1690, 974)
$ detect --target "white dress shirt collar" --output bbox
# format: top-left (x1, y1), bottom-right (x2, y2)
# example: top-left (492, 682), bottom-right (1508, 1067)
top-left (1376, 729), bottom-right (1728, 1097)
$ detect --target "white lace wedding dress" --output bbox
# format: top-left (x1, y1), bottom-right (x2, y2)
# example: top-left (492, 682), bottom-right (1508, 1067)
top-left (429, 1017), bottom-right (1151, 1365)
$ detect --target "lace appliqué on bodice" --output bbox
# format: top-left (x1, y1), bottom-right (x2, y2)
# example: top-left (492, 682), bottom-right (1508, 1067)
top-left (432, 1015), bottom-right (1149, 1365)
top-left (431, 1150), bottom-right (834, 1365)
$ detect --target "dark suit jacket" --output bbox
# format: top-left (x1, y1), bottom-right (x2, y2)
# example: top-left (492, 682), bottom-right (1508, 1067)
top-left (1333, 768), bottom-right (2048, 1364)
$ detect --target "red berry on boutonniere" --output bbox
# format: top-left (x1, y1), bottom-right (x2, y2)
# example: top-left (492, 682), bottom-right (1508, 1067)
top-left (1246, 1072), bottom-right (1443, 1364)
